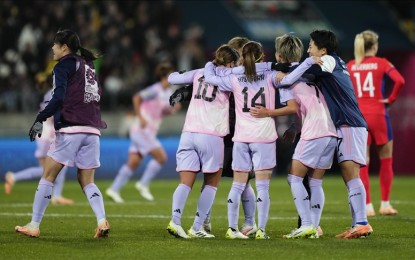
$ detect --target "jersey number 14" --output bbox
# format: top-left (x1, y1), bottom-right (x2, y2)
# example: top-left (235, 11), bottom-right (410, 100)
top-left (352, 72), bottom-right (375, 98)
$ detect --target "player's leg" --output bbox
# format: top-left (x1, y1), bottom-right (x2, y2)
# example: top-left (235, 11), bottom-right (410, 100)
top-left (51, 166), bottom-right (74, 205)
top-left (136, 146), bottom-right (167, 201)
top-left (377, 140), bottom-right (397, 215)
top-left (106, 152), bottom-right (141, 203)
top-left (15, 156), bottom-right (63, 237)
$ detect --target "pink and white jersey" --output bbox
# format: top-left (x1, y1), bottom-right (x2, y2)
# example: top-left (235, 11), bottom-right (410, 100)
top-left (130, 82), bottom-right (173, 135)
top-left (39, 89), bottom-right (55, 141)
top-left (204, 62), bottom-right (278, 143)
top-left (279, 82), bottom-right (337, 140)
top-left (168, 69), bottom-right (230, 136)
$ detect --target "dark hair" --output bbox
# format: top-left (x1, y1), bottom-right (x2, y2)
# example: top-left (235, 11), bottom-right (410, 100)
top-left (310, 30), bottom-right (337, 55)
top-left (53, 29), bottom-right (100, 61)
top-left (213, 44), bottom-right (239, 66)
top-left (155, 62), bottom-right (174, 81)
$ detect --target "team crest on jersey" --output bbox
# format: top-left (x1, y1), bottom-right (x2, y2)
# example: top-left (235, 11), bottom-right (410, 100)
top-left (84, 64), bottom-right (100, 103)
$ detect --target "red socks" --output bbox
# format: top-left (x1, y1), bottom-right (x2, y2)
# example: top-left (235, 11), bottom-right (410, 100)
top-left (379, 157), bottom-right (393, 201)
top-left (359, 165), bottom-right (371, 204)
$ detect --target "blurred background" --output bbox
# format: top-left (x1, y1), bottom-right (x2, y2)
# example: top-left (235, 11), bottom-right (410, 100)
top-left (0, 0), bottom-right (414, 178)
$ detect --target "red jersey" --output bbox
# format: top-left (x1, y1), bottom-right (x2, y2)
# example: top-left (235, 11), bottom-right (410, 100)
top-left (347, 56), bottom-right (404, 115)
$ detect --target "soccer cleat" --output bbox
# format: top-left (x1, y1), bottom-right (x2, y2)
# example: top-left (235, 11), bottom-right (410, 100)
top-left (379, 206), bottom-right (398, 216)
top-left (335, 227), bottom-right (354, 238)
top-left (94, 220), bottom-right (110, 238)
top-left (15, 225), bottom-right (40, 238)
top-left (105, 188), bottom-right (125, 203)
top-left (4, 171), bottom-right (15, 195)
top-left (283, 225), bottom-right (317, 239)
top-left (203, 218), bottom-right (212, 233)
top-left (187, 227), bottom-right (215, 238)
top-left (51, 197), bottom-right (75, 205)
top-left (135, 182), bottom-right (154, 201)
top-left (240, 222), bottom-right (258, 237)
top-left (167, 220), bottom-right (190, 239)
top-left (225, 228), bottom-right (249, 239)
top-left (343, 224), bottom-right (373, 239)
top-left (255, 228), bottom-right (270, 239)
top-left (317, 226), bottom-right (323, 237)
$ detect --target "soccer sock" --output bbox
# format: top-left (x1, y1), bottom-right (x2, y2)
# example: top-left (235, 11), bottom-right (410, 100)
top-left (32, 178), bottom-right (53, 223)
top-left (83, 183), bottom-right (106, 224)
top-left (110, 164), bottom-right (133, 192)
top-left (379, 157), bottom-right (393, 202)
top-left (241, 182), bottom-right (256, 226)
top-left (139, 159), bottom-right (162, 187)
top-left (14, 166), bottom-right (43, 181)
top-left (227, 182), bottom-right (245, 229)
top-left (255, 179), bottom-right (270, 230)
top-left (309, 177), bottom-right (324, 228)
top-left (287, 174), bottom-right (312, 226)
top-left (346, 178), bottom-right (368, 225)
top-left (193, 185), bottom-right (217, 231)
top-left (172, 184), bottom-right (191, 225)
top-left (52, 166), bottom-right (68, 198)
top-left (359, 165), bottom-right (371, 204)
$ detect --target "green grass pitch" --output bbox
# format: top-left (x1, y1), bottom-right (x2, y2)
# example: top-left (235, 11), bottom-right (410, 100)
top-left (1, 176), bottom-right (415, 259)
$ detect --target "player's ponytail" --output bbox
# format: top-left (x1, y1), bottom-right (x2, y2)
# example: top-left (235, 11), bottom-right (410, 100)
top-left (354, 30), bottom-right (379, 65)
top-left (54, 29), bottom-right (101, 61)
top-left (242, 41), bottom-right (263, 83)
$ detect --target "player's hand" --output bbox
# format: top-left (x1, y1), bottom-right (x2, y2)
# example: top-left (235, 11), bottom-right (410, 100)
top-left (29, 121), bottom-right (43, 142)
top-left (310, 56), bottom-right (323, 65)
top-left (169, 85), bottom-right (192, 106)
top-left (271, 62), bottom-right (291, 73)
top-left (250, 106), bottom-right (270, 118)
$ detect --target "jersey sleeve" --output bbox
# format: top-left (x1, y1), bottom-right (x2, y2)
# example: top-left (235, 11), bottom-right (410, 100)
top-left (278, 57), bottom-right (316, 86)
top-left (168, 69), bottom-right (200, 85)
top-left (278, 87), bottom-right (295, 105)
top-left (203, 61), bottom-right (233, 92)
top-left (320, 55), bottom-right (336, 73)
top-left (138, 85), bottom-right (158, 101)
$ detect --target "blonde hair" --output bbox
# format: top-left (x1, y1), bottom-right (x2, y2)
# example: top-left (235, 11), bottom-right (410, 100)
top-left (354, 30), bottom-right (379, 65)
top-left (213, 44), bottom-right (239, 67)
top-left (241, 41), bottom-right (263, 82)
top-left (276, 34), bottom-right (303, 63)
top-left (228, 36), bottom-right (250, 51)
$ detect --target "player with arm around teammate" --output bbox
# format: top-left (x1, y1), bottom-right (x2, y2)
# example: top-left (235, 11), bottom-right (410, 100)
top-left (204, 41), bottom-right (280, 239)
top-left (275, 30), bottom-right (373, 239)
top-left (250, 34), bottom-right (337, 239)
top-left (166, 44), bottom-right (239, 239)
top-left (347, 30), bottom-right (405, 217)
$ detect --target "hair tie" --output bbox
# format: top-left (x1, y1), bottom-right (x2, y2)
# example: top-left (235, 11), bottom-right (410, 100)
top-left (255, 52), bottom-right (264, 62)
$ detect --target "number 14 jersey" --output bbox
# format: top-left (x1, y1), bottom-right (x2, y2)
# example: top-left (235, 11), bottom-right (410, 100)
top-left (347, 56), bottom-right (395, 115)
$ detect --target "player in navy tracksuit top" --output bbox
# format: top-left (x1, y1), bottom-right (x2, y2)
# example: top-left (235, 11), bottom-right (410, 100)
top-left (16, 29), bottom-right (110, 238)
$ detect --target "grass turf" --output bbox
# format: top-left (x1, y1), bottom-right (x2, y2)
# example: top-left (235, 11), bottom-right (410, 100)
top-left (1, 176), bottom-right (415, 259)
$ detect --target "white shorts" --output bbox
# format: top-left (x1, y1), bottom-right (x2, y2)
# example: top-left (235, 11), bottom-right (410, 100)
top-left (232, 142), bottom-right (276, 172)
top-left (176, 132), bottom-right (224, 173)
top-left (293, 136), bottom-right (337, 169)
top-left (48, 132), bottom-right (100, 169)
top-left (336, 126), bottom-right (367, 166)
top-left (129, 128), bottom-right (161, 156)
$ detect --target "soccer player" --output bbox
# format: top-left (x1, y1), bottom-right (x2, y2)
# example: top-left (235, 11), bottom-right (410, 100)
top-left (105, 63), bottom-right (180, 203)
top-left (4, 73), bottom-right (73, 205)
top-left (16, 29), bottom-right (109, 238)
top-left (347, 30), bottom-right (405, 217)
top-left (204, 41), bottom-right (280, 239)
top-left (250, 34), bottom-right (337, 239)
top-left (276, 30), bottom-right (373, 239)
top-left (166, 44), bottom-right (239, 239)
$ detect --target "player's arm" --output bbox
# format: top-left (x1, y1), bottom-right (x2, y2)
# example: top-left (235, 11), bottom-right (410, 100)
top-left (250, 99), bottom-right (297, 118)
top-left (275, 56), bottom-right (322, 87)
top-left (382, 63), bottom-right (405, 104)
top-left (169, 85), bottom-right (192, 106)
top-left (203, 61), bottom-right (233, 91)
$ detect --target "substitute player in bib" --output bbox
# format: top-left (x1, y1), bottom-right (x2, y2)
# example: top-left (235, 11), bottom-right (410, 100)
top-left (166, 45), bottom-right (238, 239)
top-left (16, 29), bottom-right (109, 238)
top-left (347, 30), bottom-right (405, 217)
